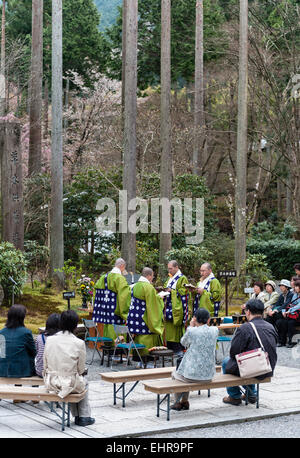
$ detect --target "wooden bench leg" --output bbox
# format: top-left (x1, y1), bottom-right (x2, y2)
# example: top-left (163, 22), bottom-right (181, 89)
top-left (167, 394), bottom-right (170, 421)
top-left (67, 404), bottom-right (71, 427)
top-left (113, 383), bottom-right (117, 405)
top-left (62, 402), bottom-right (66, 431)
top-left (157, 393), bottom-right (171, 420)
top-left (122, 383), bottom-right (125, 408)
top-left (113, 381), bottom-right (140, 407)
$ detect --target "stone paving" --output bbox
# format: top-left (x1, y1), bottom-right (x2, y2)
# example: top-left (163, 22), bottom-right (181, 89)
top-left (0, 354), bottom-right (300, 438)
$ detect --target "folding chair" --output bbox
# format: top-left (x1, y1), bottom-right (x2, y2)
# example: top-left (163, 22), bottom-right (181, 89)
top-left (82, 319), bottom-right (113, 365)
top-left (111, 324), bottom-right (146, 369)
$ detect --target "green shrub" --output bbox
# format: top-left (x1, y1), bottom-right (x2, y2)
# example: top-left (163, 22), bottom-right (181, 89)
top-left (165, 245), bottom-right (214, 281)
top-left (247, 239), bottom-right (300, 280)
top-left (0, 242), bottom-right (27, 304)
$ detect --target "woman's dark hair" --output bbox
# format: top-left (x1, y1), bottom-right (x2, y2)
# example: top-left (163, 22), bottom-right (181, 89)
top-left (60, 310), bottom-right (78, 333)
top-left (194, 307), bottom-right (210, 324)
top-left (6, 304), bottom-right (27, 329)
top-left (44, 313), bottom-right (61, 336)
top-left (293, 264), bottom-right (300, 270)
top-left (253, 281), bottom-right (264, 292)
top-left (292, 276), bottom-right (300, 282)
top-left (294, 280), bottom-right (300, 290)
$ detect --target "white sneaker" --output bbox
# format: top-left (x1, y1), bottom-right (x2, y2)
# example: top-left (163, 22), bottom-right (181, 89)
top-left (146, 363), bottom-right (154, 369)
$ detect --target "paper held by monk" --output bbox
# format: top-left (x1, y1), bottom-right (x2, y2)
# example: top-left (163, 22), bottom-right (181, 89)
top-left (184, 283), bottom-right (197, 290)
top-left (157, 291), bottom-right (170, 298)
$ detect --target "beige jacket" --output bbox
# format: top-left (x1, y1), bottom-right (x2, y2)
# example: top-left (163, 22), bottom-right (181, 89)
top-left (43, 331), bottom-right (86, 398)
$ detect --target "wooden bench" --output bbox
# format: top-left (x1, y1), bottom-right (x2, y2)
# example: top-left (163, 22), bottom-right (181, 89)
top-left (0, 376), bottom-right (44, 386)
top-left (143, 373), bottom-right (272, 420)
top-left (0, 381), bottom-right (86, 431)
top-left (100, 365), bottom-right (222, 407)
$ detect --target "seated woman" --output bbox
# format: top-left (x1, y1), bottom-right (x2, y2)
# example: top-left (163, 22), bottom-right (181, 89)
top-left (35, 313), bottom-right (60, 377)
top-left (263, 280), bottom-right (279, 318)
top-left (276, 279), bottom-right (300, 348)
top-left (0, 304), bottom-right (36, 378)
top-left (43, 310), bottom-right (95, 427)
top-left (171, 308), bottom-right (219, 411)
top-left (241, 281), bottom-right (266, 313)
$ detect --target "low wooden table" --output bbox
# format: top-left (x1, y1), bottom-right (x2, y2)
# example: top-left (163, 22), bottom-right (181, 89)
top-left (150, 350), bottom-right (174, 368)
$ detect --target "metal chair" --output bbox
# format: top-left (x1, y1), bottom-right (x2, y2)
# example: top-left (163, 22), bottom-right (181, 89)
top-left (82, 319), bottom-right (113, 365)
top-left (111, 324), bottom-right (146, 369)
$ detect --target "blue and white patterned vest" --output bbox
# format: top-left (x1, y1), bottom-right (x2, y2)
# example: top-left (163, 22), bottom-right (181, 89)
top-left (193, 276), bottom-right (220, 317)
top-left (127, 288), bottom-right (151, 335)
top-left (92, 273), bottom-right (124, 325)
top-left (165, 273), bottom-right (189, 325)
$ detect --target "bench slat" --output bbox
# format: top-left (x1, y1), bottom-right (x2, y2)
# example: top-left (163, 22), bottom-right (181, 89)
top-left (143, 374), bottom-right (271, 394)
top-left (0, 386), bottom-right (87, 403)
top-left (100, 365), bottom-right (222, 384)
top-left (100, 367), bottom-right (176, 383)
top-left (0, 376), bottom-right (44, 386)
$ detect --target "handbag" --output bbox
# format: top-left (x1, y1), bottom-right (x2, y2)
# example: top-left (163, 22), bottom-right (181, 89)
top-left (235, 322), bottom-right (272, 378)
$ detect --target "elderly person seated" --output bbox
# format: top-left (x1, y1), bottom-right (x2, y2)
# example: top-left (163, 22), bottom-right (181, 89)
top-left (276, 279), bottom-right (300, 348)
top-left (265, 280), bottom-right (293, 328)
top-left (262, 280), bottom-right (279, 318)
top-left (170, 308), bottom-right (219, 411)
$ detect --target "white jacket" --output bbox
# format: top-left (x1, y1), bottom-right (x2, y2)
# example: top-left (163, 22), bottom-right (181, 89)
top-left (43, 331), bottom-right (86, 398)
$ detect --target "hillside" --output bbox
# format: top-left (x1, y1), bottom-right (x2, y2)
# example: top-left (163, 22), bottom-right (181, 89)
top-left (94, 0), bottom-right (122, 31)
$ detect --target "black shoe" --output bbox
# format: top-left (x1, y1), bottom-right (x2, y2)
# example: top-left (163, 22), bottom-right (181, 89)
top-left (286, 342), bottom-right (296, 348)
top-left (241, 394), bottom-right (257, 404)
top-left (75, 417), bottom-right (95, 426)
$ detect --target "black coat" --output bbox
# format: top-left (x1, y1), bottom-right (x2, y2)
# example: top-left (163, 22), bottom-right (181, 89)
top-left (272, 290), bottom-right (294, 311)
top-left (225, 317), bottom-right (278, 379)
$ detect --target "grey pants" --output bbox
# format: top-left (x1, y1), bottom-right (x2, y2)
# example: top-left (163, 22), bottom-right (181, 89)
top-left (172, 369), bottom-right (211, 402)
top-left (69, 379), bottom-right (91, 418)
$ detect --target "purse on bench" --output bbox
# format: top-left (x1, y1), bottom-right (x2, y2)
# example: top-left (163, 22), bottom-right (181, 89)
top-left (235, 322), bottom-right (272, 378)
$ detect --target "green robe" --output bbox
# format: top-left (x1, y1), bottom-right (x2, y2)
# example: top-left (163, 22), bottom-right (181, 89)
top-left (196, 278), bottom-right (222, 315)
top-left (94, 272), bottom-right (131, 341)
top-left (163, 275), bottom-right (193, 343)
top-left (130, 281), bottom-right (164, 356)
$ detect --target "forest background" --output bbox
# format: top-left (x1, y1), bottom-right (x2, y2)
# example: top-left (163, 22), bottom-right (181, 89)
top-left (0, 0), bottom-right (299, 329)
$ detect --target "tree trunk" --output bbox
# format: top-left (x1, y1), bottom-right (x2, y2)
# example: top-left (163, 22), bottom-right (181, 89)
top-left (159, 0), bottom-right (172, 273)
top-left (0, 0), bottom-right (6, 117)
top-left (0, 121), bottom-right (24, 251)
top-left (193, 0), bottom-right (205, 175)
top-left (234, 0), bottom-right (248, 276)
top-left (28, 0), bottom-right (43, 176)
top-left (121, 0), bottom-right (137, 273)
top-left (43, 78), bottom-right (49, 140)
top-left (50, 0), bottom-right (64, 289)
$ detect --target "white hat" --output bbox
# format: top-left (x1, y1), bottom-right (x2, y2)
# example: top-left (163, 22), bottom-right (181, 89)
top-left (265, 280), bottom-right (276, 290)
top-left (278, 279), bottom-right (291, 288)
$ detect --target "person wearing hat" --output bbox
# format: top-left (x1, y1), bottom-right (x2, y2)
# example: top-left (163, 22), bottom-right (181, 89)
top-left (276, 279), bottom-right (300, 347)
top-left (263, 280), bottom-right (279, 318)
top-left (265, 279), bottom-right (294, 329)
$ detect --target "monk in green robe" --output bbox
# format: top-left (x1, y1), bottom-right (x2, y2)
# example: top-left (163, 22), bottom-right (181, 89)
top-left (92, 258), bottom-right (131, 340)
top-left (163, 260), bottom-right (193, 355)
top-left (128, 267), bottom-right (164, 361)
top-left (193, 263), bottom-right (222, 316)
